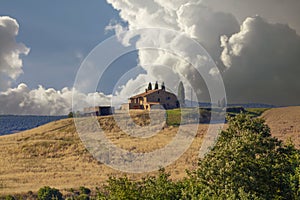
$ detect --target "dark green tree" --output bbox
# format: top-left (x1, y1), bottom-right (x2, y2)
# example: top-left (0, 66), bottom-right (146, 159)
top-left (104, 176), bottom-right (141, 199)
top-left (148, 82), bottom-right (152, 90)
top-left (37, 186), bottom-right (63, 200)
top-left (177, 81), bottom-right (185, 107)
top-left (154, 81), bottom-right (159, 90)
top-left (79, 186), bottom-right (91, 195)
top-left (183, 114), bottom-right (299, 199)
top-left (5, 195), bottom-right (15, 200)
top-left (102, 168), bottom-right (181, 199)
top-left (68, 112), bottom-right (74, 118)
top-left (161, 82), bottom-right (165, 90)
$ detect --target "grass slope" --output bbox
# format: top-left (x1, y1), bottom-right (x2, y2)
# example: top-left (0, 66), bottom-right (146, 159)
top-left (262, 106), bottom-right (300, 149)
top-left (0, 114), bottom-right (212, 195)
top-left (2, 106), bottom-right (296, 195)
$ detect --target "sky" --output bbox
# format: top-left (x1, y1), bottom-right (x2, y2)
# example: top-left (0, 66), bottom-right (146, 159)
top-left (0, 0), bottom-right (300, 115)
top-left (0, 0), bottom-right (135, 92)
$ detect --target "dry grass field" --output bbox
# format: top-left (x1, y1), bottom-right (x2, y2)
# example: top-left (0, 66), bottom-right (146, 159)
top-left (0, 112), bottom-right (221, 195)
top-left (262, 106), bottom-right (300, 149)
top-left (0, 107), bottom-right (299, 195)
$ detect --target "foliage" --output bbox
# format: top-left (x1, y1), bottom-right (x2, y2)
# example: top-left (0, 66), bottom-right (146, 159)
top-left (5, 195), bottom-right (15, 200)
top-left (226, 107), bottom-right (269, 118)
top-left (79, 186), bottom-right (91, 195)
top-left (100, 168), bottom-right (181, 199)
top-left (161, 82), bottom-right (165, 90)
top-left (103, 176), bottom-right (140, 199)
top-left (184, 114), bottom-right (300, 199)
top-left (37, 186), bottom-right (63, 200)
top-left (154, 81), bottom-right (159, 90)
top-left (68, 112), bottom-right (74, 118)
top-left (77, 194), bottom-right (89, 200)
top-left (148, 82), bottom-right (152, 90)
top-left (139, 168), bottom-right (183, 200)
top-left (177, 81), bottom-right (185, 107)
top-left (245, 108), bottom-right (270, 117)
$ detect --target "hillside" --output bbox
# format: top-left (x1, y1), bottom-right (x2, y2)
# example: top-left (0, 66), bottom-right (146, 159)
top-left (0, 114), bottom-right (214, 195)
top-left (262, 106), bottom-right (300, 149)
top-left (0, 107), bottom-right (299, 195)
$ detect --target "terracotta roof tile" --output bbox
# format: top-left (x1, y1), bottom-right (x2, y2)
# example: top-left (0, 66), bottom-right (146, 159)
top-left (129, 89), bottom-right (161, 99)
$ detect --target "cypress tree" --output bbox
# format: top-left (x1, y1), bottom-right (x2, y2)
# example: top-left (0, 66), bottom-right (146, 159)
top-left (148, 82), bottom-right (152, 90)
top-left (161, 82), bottom-right (165, 90)
top-left (178, 81), bottom-right (185, 107)
top-left (154, 81), bottom-right (159, 90)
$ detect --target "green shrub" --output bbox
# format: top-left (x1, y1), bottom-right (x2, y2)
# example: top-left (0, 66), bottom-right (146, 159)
top-left (139, 168), bottom-right (182, 200)
top-left (79, 186), bottom-right (91, 195)
top-left (38, 186), bottom-right (63, 200)
top-left (77, 194), bottom-right (89, 200)
top-left (68, 112), bottom-right (74, 118)
top-left (5, 195), bottom-right (15, 200)
top-left (104, 176), bottom-right (140, 199)
top-left (183, 114), bottom-right (300, 199)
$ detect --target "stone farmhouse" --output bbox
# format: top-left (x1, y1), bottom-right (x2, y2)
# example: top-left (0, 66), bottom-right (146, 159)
top-left (123, 82), bottom-right (179, 110)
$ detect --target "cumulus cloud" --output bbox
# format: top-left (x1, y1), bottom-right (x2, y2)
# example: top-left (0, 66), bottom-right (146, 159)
top-left (221, 16), bottom-right (300, 105)
top-left (106, 0), bottom-right (300, 106)
top-left (176, 2), bottom-right (239, 67)
top-left (0, 16), bottom-right (30, 89)
top-left (203, 0), bottom-right (300, 34)
top-left (106, 0), bottom-right (239, 102)
top-left (0, 83), bottom-right (111, 115)
top-left (0, 16), bottom-right (113, 115)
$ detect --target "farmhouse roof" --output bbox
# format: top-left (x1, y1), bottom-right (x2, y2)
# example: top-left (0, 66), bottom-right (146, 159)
top-left (130, 89), bottom-right (161, 99)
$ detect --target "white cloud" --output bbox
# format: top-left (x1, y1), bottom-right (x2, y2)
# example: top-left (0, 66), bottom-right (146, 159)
top-left (0, 83), bottom-right (111, 115)
top-left (0, 16), bottom-right (113, 115)
top-left (0, 16), bottom-right (30, 89)
top-left (106, 0), bottom-right (239, 102)
top-left (107, 1), bottom-right (300, 105)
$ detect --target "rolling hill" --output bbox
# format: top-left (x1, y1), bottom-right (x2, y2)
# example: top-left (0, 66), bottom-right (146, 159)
top-left (0, 107), bottom-right (299, 194)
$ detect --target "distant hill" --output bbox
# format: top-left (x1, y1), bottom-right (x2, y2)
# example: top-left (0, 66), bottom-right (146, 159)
top-left (228, 103), bottom-right (277, 108)
top-left (185, 99), bottom-right (277, 108)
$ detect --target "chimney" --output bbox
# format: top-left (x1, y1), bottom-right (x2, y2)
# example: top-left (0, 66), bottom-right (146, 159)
top-left (145, 89), bottom-right (148, 93)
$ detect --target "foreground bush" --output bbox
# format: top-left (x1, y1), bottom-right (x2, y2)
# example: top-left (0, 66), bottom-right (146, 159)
top-left (38, 186), bottom-right (63, 200)
top-left (183, 114), bottom-right (300, 199)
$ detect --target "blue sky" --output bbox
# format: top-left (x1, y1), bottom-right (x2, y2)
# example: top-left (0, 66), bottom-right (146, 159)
top-left (0, 0), bottom-right (137, 94)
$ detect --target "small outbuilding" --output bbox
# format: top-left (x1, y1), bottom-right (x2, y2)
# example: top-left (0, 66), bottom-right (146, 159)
top-left (83, 106), bottom-right (114, 116)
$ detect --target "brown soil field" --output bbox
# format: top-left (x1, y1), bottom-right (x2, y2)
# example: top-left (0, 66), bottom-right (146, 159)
top-left (0, 107), bottom-right (299, 195)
